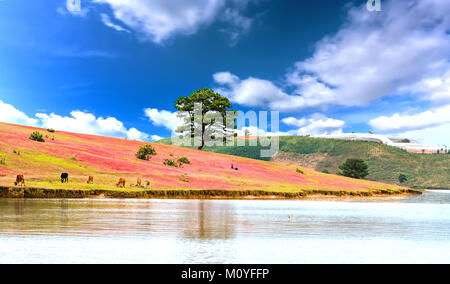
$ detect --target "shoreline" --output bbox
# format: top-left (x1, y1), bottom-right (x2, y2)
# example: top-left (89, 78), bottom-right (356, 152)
top-left (0, 186), bottom-right (423, 200)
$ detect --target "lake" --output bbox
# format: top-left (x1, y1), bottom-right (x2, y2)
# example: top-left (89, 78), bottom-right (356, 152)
top-left (0, 190), bottom-right (449, 264)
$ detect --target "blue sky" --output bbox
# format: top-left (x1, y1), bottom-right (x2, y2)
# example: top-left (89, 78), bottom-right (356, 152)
top-left (0, 0), bottom-right (449, 145)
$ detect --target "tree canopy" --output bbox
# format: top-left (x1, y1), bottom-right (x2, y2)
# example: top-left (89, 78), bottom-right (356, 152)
top-left (339, 158), bottom-right (369, 179)
top-left (175, 88), bottom-right (237, 150)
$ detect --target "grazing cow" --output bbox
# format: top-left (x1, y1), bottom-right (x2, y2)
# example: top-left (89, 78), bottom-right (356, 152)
top-left (235, 167), bottom-right (239, 171)
top-left (231, 164), bottom-right (234, 169)
top-left (87, 176), bottom-right (94, 184)
top-left (61, 173), bottom-right (69, 183)
top-left (14, 175), bottom-right (25, 187)
top-left (136, 177), bottom-right (142, 188)
top-left (144, 180), bottom-right (151, 189)
top-left (116, 178), bottom-right (126, 188)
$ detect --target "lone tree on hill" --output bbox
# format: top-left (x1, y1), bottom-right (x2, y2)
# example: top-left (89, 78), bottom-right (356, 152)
top-left (339, 158), bottom-right (369, 179)
top-left (175, 88), bottom-right (237, 150)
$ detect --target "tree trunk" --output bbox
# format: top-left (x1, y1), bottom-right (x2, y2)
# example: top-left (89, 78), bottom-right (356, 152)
top-left (198, 125), bottom-right (206, 150)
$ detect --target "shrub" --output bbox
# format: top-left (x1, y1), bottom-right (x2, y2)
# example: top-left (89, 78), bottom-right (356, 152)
top-left (322, 169), bottom-right (330, 174)
top-left (163, 158), bottom-right (179, 167)
top-left (0, 155), bottom-right (6, 165)
top-left (136, 144), bottom-right (157, 160)
top-left (29, 131), bottom-right (45, 143)
top-left (47, 128), bottom-right (55, 133)
top-left (177, 156), bottom-right (191, 165)
top-left (13, 149), bottom-right (20, 155)
top-left (296, 168), bottom-right (304, 174)
top-left (398, 174), bottom-right (408, 184)
top-left (339, 158), bottom-right (369, 179)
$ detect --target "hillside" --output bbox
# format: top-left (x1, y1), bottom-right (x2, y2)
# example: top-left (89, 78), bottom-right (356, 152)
top-left (0, 122), bottom-right (414, 198)
top-left (158, 136), bottom-right (450, 189)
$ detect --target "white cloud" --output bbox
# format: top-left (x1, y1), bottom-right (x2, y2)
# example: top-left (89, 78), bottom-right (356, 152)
top-left (369, 105), bottom-right (450, 134)
top-left (403, 70), bottom-right (450, 103)
top-left (36, 111), bottom-right (150, 141)
top-left (221, 8), bottom-right (253, 46)
top-left (0, 100), bottom-right (38, 126)
top-left (0, 100), bottom-right (152, 141)
top-left (150, 135), bottom-right (164, 141)
top-left (93, 0), bottom-right (255, 44)
top-left (214, 72), bottom-right (292, 109)
top-left (144, 108), bottom-right (184, 132)
top-left (215, 0), bottom-right (450, 111)
top-left (282, 114), bottom-right (345, 136)
top-left (100, 13), bottom-right (130, 33)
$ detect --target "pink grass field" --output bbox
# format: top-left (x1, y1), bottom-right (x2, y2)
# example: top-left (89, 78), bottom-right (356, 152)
top-left (0, 122), bottom-right (409, 194)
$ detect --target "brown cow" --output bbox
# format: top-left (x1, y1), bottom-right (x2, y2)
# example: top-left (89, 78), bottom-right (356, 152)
top-left (136, 177), bottom-right (142, 188)
top-left (14, 175), bottom-right (25, 187)
top-left (87, 176), bottom-right (94, 184)
top-left (116, 178), bottom-right (126, 188)
top-left (144, 180), bottom-right (151, 189)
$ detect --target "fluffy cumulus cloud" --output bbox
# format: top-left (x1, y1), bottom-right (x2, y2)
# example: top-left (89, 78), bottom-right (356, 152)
top-left (93, 0), bottom-right (255, 44)
top-left (0, 100), bottom-right (152, 141)
top-left (369, 105), bottom-right (450, 134)
top-left (214, 72), bottom-right (291, 109)
top-left (282, 114), bottom-right (345, 136)
top-left (215, 0), bottom-right (450, 111)
top-left (144, 108), bottom-right (184, 132)
top-left (36, 111), bottom-right (151, 141)
top-left (369, 104), bottom-right (450, 144)
top-left (0, 100), bottom-right (38, 126)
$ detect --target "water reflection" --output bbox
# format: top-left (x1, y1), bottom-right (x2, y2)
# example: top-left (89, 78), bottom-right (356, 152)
top-left (180, 201), bottom-right (235, 240)
top-left (0, 191), bottom-right (449, 263)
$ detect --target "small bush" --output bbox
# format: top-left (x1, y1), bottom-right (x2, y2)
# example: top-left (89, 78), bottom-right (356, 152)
top-left (163, 158), bottom-right (179, 167)
top-left (29, 131), bottom-right (45, 143)
top-left (322, 169), bottom-right (330, 174)
top-left (136, 144), bottom-right (157, 160)
top-left (47, 128), bottom-right (55, 133)
top-left (398, 174), bottom-right (408, 184)
top-left (13, 149), bottom-right (20, 155)
top-left (296, 168), bottom-right (304, 174)
top-left (177, 156), bottom-right (191, 165)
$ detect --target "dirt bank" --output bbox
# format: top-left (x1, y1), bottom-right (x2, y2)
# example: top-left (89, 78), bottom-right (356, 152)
top-left (0, 186), bottom-right (423, 199)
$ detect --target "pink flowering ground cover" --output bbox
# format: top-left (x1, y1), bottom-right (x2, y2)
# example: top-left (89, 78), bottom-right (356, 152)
top-left (0, 122), bottom-right (409, 194)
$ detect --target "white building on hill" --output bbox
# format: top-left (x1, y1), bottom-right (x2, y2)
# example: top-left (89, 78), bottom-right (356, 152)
top-left (313, 133), bottom-right (448, 154)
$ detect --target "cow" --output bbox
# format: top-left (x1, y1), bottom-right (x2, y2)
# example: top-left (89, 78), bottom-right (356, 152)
top-left (14, 175), bottom-right (25, 187)
top-left (144, 180), bottom-right (151, 189)
top-left (87, 176), bottom-right (94, 184)
top-left (116, 178), bottom-right (126, 188)
top-left (136, 177), bottom-right (142, 188)
top-left (61, 173), bottom-right (69, 183)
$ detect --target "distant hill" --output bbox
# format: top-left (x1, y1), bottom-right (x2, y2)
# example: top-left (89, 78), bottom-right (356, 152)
top-left (0, 122), bottom-right (411, 197)
top-left (158, 136), bottom-right (450, 189)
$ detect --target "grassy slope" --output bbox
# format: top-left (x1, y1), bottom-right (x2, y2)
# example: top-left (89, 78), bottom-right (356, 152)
top-left (158, 136), bottom-right (450, 189)
top-left (0, 122), bottom-right (411, 196)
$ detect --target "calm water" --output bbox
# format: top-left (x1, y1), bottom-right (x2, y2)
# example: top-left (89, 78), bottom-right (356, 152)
top-left (0, 191), bottom-right (449, 264)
